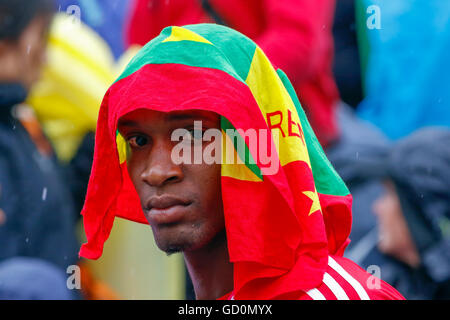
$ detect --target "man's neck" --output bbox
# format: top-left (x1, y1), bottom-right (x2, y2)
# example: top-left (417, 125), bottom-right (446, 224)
top-left (183, 230), bottom-right (234, 300)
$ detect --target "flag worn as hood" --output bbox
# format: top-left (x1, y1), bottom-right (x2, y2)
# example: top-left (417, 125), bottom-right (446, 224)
top-left (79, 24), bottom-right (352, 299)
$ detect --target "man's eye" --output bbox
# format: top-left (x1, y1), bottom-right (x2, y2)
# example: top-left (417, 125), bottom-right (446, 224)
top-left (128, 135), bottom-right (148, 148)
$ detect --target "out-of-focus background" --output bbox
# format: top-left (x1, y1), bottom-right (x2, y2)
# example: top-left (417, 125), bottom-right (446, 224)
top-left (0, 0), bottom-right (449, 300)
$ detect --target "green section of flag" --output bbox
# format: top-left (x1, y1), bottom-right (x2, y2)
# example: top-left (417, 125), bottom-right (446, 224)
top-left (183, 24), bottom-right (256, 80)
top-left (116, 24), bottom-right (257, 85)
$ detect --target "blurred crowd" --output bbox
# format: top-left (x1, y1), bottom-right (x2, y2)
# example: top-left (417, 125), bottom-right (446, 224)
top-left (0, 0), bottom-right (449, 300)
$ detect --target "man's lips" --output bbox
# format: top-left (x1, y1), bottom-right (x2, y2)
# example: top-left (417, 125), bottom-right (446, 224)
top-left (144, 195), bottom-right (192, 225)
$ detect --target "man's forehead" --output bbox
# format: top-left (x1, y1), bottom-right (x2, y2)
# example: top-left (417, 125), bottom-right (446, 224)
top-left (118, 109), bottom-right (219, 127)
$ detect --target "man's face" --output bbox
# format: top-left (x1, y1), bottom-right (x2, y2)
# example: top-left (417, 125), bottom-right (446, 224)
top-left (373, 180), bottom-right (420, 267)
top-left (118, 109), bottom-right (225, 254)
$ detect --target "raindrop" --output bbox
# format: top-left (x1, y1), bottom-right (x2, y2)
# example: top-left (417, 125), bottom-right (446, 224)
top-left (27, 45), bottom-right (31, 55)
top-left (25, 237), bottom-right (29, 243)
top-left (42, 187), bottom-right (48, 201)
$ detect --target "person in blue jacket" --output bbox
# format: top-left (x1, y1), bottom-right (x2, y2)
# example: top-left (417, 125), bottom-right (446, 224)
top-left (356, 0), bottom-right (450, 140)
top-left (0, 0), bottom-right (80, 299)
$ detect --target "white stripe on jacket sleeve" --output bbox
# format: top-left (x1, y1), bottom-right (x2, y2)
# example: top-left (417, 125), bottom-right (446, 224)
top-left (328, 256), bottom-right (371, 300)
top-left (306, 288), bottom-right (326, 300)
top-left (323, 272), bottom-right (349, 300)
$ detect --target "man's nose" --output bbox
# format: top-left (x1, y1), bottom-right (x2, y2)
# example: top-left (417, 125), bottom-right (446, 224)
top-left (141, 140), bottom-right (183, 187)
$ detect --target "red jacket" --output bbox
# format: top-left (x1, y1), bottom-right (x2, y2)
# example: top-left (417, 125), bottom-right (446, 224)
top-left (220, 255), bottom-right (405, 300)
top-left (126, 0), bottom-right (340, 147)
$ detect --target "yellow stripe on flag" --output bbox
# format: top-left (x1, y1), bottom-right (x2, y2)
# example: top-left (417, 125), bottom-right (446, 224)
top-left (245, 47), bottom-right (311, 168)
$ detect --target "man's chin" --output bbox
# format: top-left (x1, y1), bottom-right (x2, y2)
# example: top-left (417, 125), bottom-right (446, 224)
top-left (151, 223), bottom-right (202, 254)
top-left (156, 237), bottom-right (209, 255)
top-left (151, 222), bottom-right (222, 255)
top-left (163, 245), bottom-right (186, 256)
top-left (155, 237), bottom-right (193, 255)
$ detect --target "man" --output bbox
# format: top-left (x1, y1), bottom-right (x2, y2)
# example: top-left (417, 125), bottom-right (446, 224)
top-left (126, 0), bottom-right (342, 298)
top-left (80, 24), bottom-right (404, 300)
top-left (0, 0), bottom-right (79, 270)
top-left (0, 0), bottom-right (79, 299)
top-left (368, 128), bottom-right (450, 299)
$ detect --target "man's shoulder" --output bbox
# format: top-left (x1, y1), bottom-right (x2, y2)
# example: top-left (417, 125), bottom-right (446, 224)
top-left (298, 255), bottom-right (405, 300)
